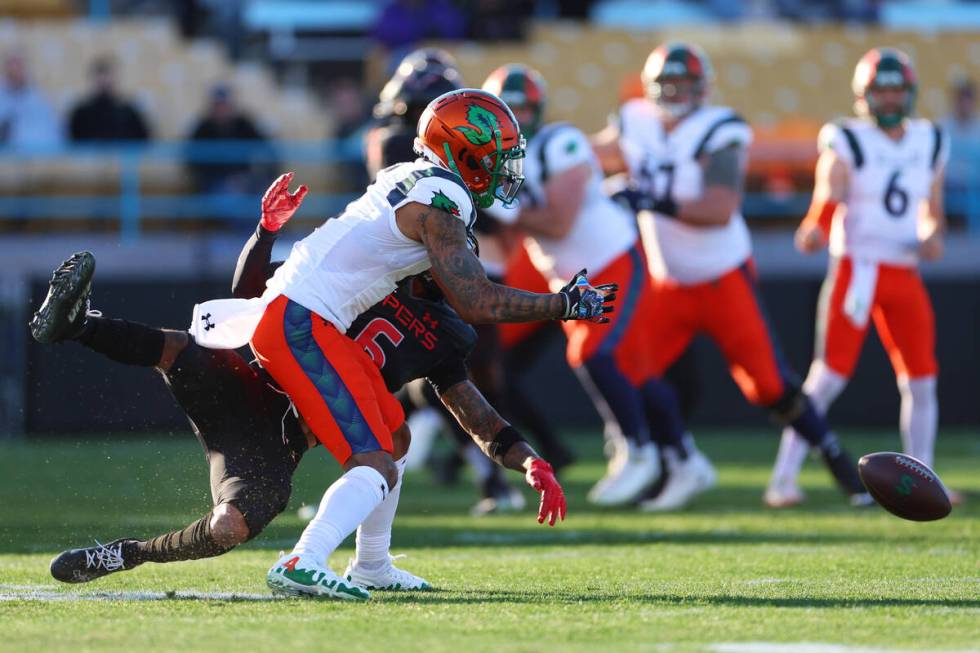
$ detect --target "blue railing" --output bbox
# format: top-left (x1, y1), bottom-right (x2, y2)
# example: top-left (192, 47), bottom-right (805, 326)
top-left (0, 140), bottom-right (361, 241)
top-left (2, 139), bottom-right (978, 239)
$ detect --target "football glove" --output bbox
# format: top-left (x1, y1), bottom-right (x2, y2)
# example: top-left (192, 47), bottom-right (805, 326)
top-left (260, 171), bottom-right (308, 232)
top-left (526, 458), bottom-right (566, 526)
top-left (558, 269), bottom-right (617, 323)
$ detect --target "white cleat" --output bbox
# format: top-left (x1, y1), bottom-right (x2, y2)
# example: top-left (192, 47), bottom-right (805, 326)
top-left (588, 441), bottom-right (661, 506)
top-left (640, 449), bottom-right (717, 512)
top-left (343, 556), bottom-right (431, 591)
top-left (266, 552), bottom-right (370, 600)
top-left (763, 478), bottom-right (806, 509)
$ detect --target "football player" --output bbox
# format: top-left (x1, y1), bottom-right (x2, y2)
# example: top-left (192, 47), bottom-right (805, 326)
top-left (367, 57), bottom-right (572, 512)
top-left (592, 42), bottom-right (870, 508)
top-left (186, 89), bottom-right (615, 597)
top-left (766, 49), bottom-right (953, 507)
top-left (30, 175), bottom-right (568, 594)
top-left (366, 48), bottom-right (463, 179)
top-left (482, 65), bottom-right (685, 506)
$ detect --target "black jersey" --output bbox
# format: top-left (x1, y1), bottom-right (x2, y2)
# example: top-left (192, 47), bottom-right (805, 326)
top-left (376, 124), bottom-right (418, 170)
top-left (347, 278), bottom-right (476, 393)
top-left (232, 225), bottom-right (476, 394)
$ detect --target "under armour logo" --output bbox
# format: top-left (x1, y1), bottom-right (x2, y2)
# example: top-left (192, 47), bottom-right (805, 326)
top-left (421, 312), bottom-right (439, 329)
top-left (201, 313), bottom-right (215, 331)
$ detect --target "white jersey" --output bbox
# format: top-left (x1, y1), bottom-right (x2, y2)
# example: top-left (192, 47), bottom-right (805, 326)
top-left (489, 122), bottom-right (636, 282)
top-left (265, 159), bottom-right (475, 332)
top-left (618, 100), bottom-right (754, 285)
top-left (821, 117), bottom-right (948, 266)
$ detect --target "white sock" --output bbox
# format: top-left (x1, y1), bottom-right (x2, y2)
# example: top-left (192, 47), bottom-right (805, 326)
top-left (898, 375), bottom-right (938, 467)
top-left (354, 458), bottom-right (405, 570)
top-left (771, 360), bottom-right (848, 485)
top-left (292, 465), bottom-right (389, 566)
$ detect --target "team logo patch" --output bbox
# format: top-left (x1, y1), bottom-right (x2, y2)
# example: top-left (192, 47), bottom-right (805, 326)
top-left (430, 190), bottom-right (461, 217)
top-left (454, 103), bottom-right (498, 146)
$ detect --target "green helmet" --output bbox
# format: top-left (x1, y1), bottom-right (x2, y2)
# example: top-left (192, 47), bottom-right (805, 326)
top-left (481, 64), bottom-right (547, 140)
top-left (852, 48), bottom-right (918, 129)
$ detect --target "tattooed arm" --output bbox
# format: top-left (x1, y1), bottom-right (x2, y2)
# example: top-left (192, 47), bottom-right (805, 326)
top-left (436, 379), bottom-right (540, 473)
top-left (396, 202), bottom-right (566, 324)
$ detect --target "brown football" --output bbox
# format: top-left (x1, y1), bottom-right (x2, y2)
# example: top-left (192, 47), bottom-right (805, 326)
top-left (858, 452), bottom-right (952, 521)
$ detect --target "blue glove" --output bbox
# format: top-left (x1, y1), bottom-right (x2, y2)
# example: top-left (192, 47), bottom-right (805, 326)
top-left (558, 269), bottom-right (618, 323)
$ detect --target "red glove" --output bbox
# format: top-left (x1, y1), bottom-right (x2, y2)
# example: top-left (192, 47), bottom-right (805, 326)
top-left (260, 172), bottom-right (308, 232)
top-left (526, 459), bottom-right (566, 526)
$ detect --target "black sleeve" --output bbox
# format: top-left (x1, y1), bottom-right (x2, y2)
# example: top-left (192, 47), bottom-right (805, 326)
top-left (232, 224), bottom-right (278, 299)
top-left (426, 355), bottom-right (470, 396)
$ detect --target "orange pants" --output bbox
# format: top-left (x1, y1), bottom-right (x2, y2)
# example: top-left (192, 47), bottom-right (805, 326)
top-left (498, 242), bottom-right (555, 351)
top-left (816, 257), bottom-right (937, 379)
top-left (250, 295), bottom-right (403, 464)
top-left (644, 261), bottom-right (789, 406)
top-left (562, 246), bottom-right (657, 385)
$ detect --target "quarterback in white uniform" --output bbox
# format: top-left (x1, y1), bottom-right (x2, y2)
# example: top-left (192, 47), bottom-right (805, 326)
top-left (483, 64), bottom-right (663, 507)
top-left (593, 42), bottom-right (870, 509)
top-left (767, 48), bottom-right (954, 507)
top-left (191, 89), bottom-right (615, 599)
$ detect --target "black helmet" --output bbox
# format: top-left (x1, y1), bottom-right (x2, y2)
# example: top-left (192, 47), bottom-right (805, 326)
top-left (375, 66), bottom-right (463, 126)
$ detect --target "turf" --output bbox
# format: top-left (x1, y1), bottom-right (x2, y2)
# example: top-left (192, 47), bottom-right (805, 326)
top-left (0, 431), bottom-right (977, 653)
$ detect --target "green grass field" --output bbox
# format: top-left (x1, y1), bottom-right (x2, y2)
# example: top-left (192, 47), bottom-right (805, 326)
top-left (0, 430), bottom-right (977, 653)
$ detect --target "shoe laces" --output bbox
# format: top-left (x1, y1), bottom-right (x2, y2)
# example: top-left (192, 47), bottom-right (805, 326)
top-left (85, 540), bottom-right (125, 572)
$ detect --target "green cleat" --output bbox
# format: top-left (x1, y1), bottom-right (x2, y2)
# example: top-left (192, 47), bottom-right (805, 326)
top-left (266, 553), bottom-right (371, 601)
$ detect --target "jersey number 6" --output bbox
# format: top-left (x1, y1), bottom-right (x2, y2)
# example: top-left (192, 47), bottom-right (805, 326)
top-left (883, 171), bottom-right (909, 218)
top-left (353, 318), bottom-right (404, 368)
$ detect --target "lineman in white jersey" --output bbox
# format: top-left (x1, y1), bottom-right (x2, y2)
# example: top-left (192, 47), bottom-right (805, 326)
top-left (593, 42), bottom-right (871, 508)
top-left (189, 89), bottom-right (616, 598)
top-left (766, 48), bottom-right (957, 507)
top-left (483, 64), bottom-right (664, 506)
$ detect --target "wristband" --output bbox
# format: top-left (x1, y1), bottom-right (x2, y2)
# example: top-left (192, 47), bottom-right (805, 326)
top-left (257, 223), bottom-right (279, 240)
top-left (651, 197), bottom-right (678, 218)
top-left (487, 425), bottom-right (527, 465)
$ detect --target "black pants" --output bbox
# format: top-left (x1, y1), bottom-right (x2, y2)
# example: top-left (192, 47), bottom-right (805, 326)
top-left (163, 341), bottom-right (307, 537)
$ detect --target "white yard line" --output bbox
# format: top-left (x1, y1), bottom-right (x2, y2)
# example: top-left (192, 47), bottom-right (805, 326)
top-left (0, 583), bottom-right (280, 602)
top-left (709, 643), bottom-right (979, 653)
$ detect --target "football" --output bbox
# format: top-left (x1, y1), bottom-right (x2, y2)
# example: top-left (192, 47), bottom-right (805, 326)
top-left (858, 452), bottom-right (952, 521)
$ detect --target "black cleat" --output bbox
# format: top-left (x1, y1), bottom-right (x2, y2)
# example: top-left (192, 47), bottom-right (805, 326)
top-left (50, 538), bottom-right (139, 584)
top-left (29, 251), bottom-right (96, 344)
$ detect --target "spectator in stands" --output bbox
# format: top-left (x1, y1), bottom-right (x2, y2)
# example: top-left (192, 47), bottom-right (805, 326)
top-left (941, 78), bottom-right (980, 222)
top-left (68, 56), bottom-right (151, 143)
top-left (0, 52), bottom-right (62, 148)
top-left (373, 0), bottom-right (465, 68)
top-left (185, 83), bottom-right (276, 196)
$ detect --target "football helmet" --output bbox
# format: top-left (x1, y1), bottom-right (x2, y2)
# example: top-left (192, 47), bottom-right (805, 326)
top-left (852, 47), bottom-right (917, 129)
top-left (481, 64), bottom-right (547, 139)
top-left (641, 42), bottom-right (712, 120)
top-left (415, 89), bottom-right (525, 208)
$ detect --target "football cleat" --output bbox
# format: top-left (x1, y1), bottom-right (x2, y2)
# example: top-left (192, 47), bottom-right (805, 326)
top-left (266, 552), bottom-right (370, 600)
top-left (849, 491), bottom-right (875, 508)
top-left (50, 538), bottom-right (139, 584)
top-left (343, 556), bottom-right (431, 591)
top-left (471, 475), bottom-right (526, 516)
top-left (763, 480), bottom-right (806, 509)
top-left (30, 251), bottom-right (96, 344)
top-left (639, 448), bottom-right (717, 512)
top-left (588, 441), bottom-right (661, 507)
